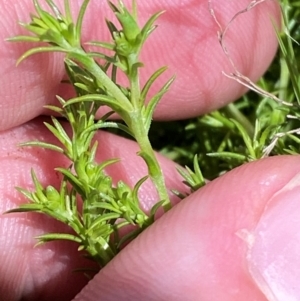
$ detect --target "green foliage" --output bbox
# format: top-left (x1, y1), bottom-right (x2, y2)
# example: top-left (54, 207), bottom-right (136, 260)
top-left (149, 0), bottom-right (300, 180)
top-left (6, 0), bottom-right (173, 268)
top-left (5, 0), bottom-right (300, 271)
top-left (173, 155), bottom-right (206, 199)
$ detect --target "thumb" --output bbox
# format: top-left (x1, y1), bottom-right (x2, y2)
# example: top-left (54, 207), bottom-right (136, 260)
top-left (73, 155), bottom-right (300, 301)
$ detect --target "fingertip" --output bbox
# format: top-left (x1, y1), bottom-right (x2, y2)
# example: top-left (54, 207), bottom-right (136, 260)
top-left (247, 172), bottom-right (300, 300)
top-left (73, 155), bottom-right (300, 301)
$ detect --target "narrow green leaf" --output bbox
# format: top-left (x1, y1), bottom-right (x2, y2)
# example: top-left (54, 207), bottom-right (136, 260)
top-left (63, 0), bottom-right (73, 24)
top-left (46, 0), bottom-right (64, 20)
top-left (31, 169), bottom-right (43, 193)
top-left (16, 46), bottom-right (67, 65)
top-left (113, 3), bottom-right (140, 42)
top-left (81, 121), bottom-right (133, 138)
top-left (192, 155), bottom-right (201, 179)
top-left (46, 117), bottom-right (72, 147)
top-left (230, 119), bottom-right (256, 159)
top-left (19, 141), bottom-right (64, 153)
top-left (144, 76), bottom-right (175, 132)
top-left (31, 15), bottom-right (49, 29)
top-left (99, 111), bottom-right (115, 121)
top-left (284, 148), bottom-right (298, 155)
top-left (87, 52), bottom-right (116, 63)
top-left (33, 0), bottom-right (62, 32)
top-left (43, 122), bottom-right (65, 146)
top-left (89, 202), bottom-right (122, 214)
top-left (5, 203), bottom-right (44, 213)
top-left (259, 125), bottom-right (277, 147)
top-left (55, 95), bottom-right (67, 106)
top-left (150, 199), bottom-right (165, 216)
top-left (111, 63), bottom-right (117, 83)
top-left (55, 167), bottom-right (85, 196)
top-left (252, 119), bottom-right (260, 145)
top-left (207, 152), bottom-right (247, 162)
top-left (33, 0), bottom-right (46, 18)
top-left (141, 66), bottom-right (168, 103)
top-left (132, 176), bottom-right (148, 207)
top-left (140, 10), bottom-right (165, 43)
top-left (88, 213), bottom-right (120, 232)
top-left (88, 141), bottom-right (98, 163)
top-left (64, 94), bottom-right (122, 112)
top-left (287, 133), bottom-right (300, 144)
top-left (6, 35), bottom-right (40, 43)
top-left (40, 10), bottom-right (62, 32)
top-left (65, 190), bottom-right (81, 226)
top-left (132, 0), bottom-right (138, 20)
top-left (191, 155), bottom-right (205, 188)
top-left (274, 20), bottom-right (300, 105)
top-left (21, 23), bottom-right (46, 36)
top-left (105, 19), bottom-right (119, 38)
top-left (171, 189), bottom-right (187, 200)
top-left (200, 114), bottom-right (227, 128)
top-left (15, 187), bottom-right (35, 202)
top-left (75, 0), bottom-right (90, 44)
top-left (86, 41), bottom-right (115, 50)
top-left (117, 227), bottom-right (142, 249)
top-left (43, 104), bottom-right (64, 115)
top-left (107, 1), bottom-right (119, 13)
top-left (176, 167), bottom-right (194, 186)
top-left (35, 232), bottom-right (82, 245)
top-left (73, 83), bottom-right (91, 93)
top-left (96, 158), bottom-right (120, 172)
top-left (185, 166), bottom-right (197, 184)
top-left (31, 169), bottom-right (49, 204)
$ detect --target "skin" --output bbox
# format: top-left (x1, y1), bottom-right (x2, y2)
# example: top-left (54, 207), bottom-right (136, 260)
top-left (1, 0), bottom-right (298, 300)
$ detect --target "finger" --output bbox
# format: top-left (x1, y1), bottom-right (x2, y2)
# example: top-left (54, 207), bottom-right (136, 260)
top-left (0, 118), bottom-right (186, 301)
top-left (1, 0), bottom-right (280, 130)
top-left (73, 155), bottom-right (300, 301)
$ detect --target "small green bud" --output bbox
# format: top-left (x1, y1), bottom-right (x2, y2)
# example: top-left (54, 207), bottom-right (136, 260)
top-left (74, 157), bottom-right (89, 183)
top-left (113, 31), bottom-right (133, 56)
top-left (45, 186), bottom-right (61, 203)
top-left (112, 1), bottom-right (140, 43)
top-left (86, 162), bottom-right (96, 177)
top-left (136, 213), bottom-right (146, 226)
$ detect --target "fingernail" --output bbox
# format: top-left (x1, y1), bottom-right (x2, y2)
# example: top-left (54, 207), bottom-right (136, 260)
top-left (247, 172), bottom-right (300, 300)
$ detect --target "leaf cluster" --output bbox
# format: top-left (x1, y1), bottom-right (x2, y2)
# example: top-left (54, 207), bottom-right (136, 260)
top-left (6, 0), bottom-right (173, 268)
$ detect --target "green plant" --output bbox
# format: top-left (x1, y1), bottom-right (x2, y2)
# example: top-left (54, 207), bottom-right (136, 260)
top-left (6, 0), bottom-right (177, 268)
top-left (5, 0), bottom-right (300, 272)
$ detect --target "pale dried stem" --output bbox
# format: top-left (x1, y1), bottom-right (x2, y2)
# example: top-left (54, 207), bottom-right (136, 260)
top-left (208, 0), bottom-right (293, 107)
top-left (263, 127), bottom-right (300, 157)
top-left (208, 0), bottom-right (300, 155)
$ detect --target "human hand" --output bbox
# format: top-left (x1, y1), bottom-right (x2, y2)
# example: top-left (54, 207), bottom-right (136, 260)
top-left (0, 1), bottom-right (291, 300)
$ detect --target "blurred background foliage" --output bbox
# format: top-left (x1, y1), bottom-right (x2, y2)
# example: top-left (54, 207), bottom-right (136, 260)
top-left (146, 0), bottom-right (300, 181)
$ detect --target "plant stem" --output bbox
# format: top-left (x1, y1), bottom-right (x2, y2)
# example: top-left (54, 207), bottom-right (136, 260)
top-left (69, 48), bottom-right (171, 211)
top-left (131, 113), bottom-right (171, 211)
top-left (129, 55), bottom-right (171, 211)
top-left (69, 49), bottom-right (133, 116)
